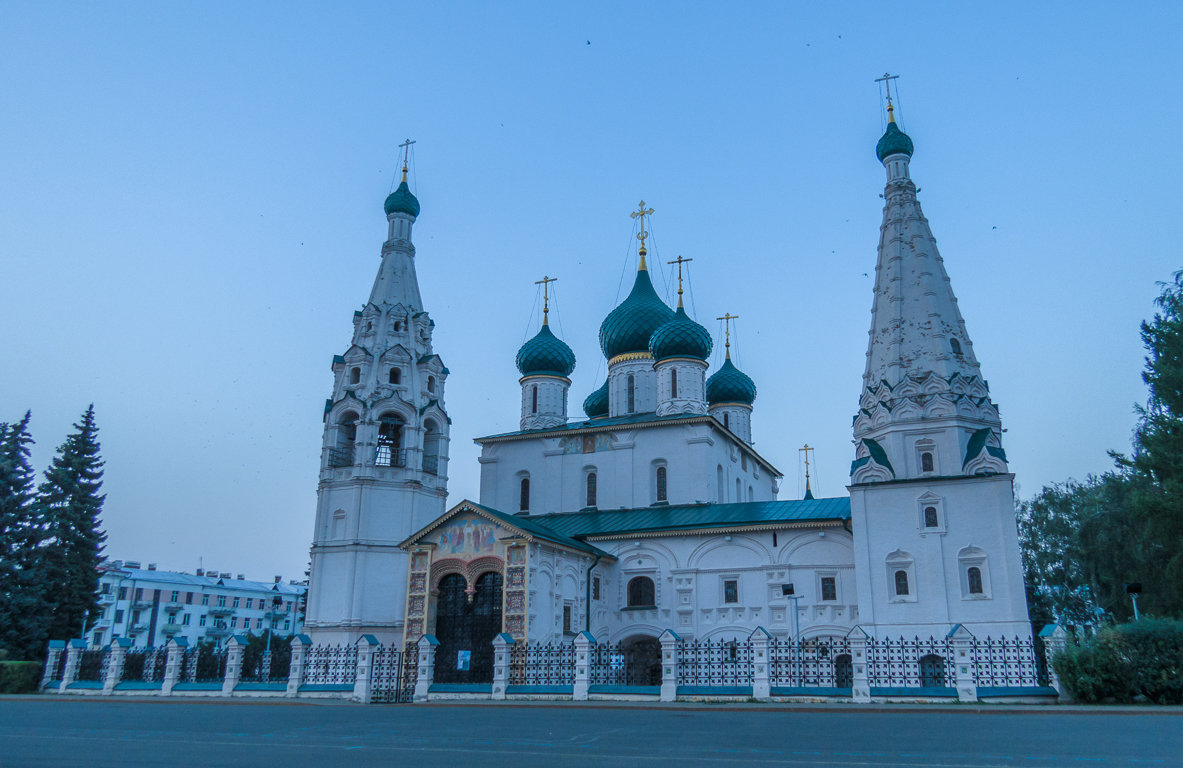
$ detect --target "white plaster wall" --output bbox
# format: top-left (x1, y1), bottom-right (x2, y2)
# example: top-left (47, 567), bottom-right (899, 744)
top-left (520, 376), bottom-right (570, 430)
top-left (608, 357), bottom-right (658, 417)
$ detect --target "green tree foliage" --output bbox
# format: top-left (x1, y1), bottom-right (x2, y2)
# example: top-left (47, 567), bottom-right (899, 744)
top-left (1052, 619), bottom-right (1183, 704)
top-left (0, 413), bottom-right (52, 660)
top-left (38, 405), bottom-right (107, 642)
top-left (1017, 480), bottom-right (1102, 627)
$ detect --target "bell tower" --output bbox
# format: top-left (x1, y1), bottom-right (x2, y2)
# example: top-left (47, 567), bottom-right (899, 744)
top-left (304, 142), bottom-right (451, 644)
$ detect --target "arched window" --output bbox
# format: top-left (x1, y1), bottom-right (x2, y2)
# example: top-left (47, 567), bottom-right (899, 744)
top-left (655, 466), bottom-right (668, 503)
top-left (627, 374), bottom-right (635, 413)
top-left (670, 368), bottom-right (678, 399)
top-left (921, 452), bottom-right (934, 473)
top-left (716, 465), bottom-right (724, 503)
top-left (967, 566), bottom-right (983, 595)
top-left (950, 338), bottom-right (962, 356)
top-left (349, 367), bottom-right (361, 385)
top-left (389, 368), bottom-right (401, 385)
top-left (748, 485), bottom-right (754, 502)
top-left (723, 413), bottom-right (730, 430)
top-left (519, 477), bottom-right (530, 512)
top-left (586, 472), bottom-right (597, 508)
top-left (531, 385), bottom-right (538, 414)
top-left (924, 506), bottom-right (939, 528)
top-left (735, 477), bottom-right (741, 502)
top-left (894, 569), bottom-right (910, 596)
top-left (393, 321), bottom-right (402, 332)
top-left (627, 576), bottom-right (655, 608)
top-left (427, 375), bottom-right (436, 394)
top-left (366, 321), bottom-right (373, 332)
top-left (376, 413), bottom-right (405, 467)
top-left (423, 419), bottom-right (442, 475)
top-left (331, 411), bottom-right (359, 467)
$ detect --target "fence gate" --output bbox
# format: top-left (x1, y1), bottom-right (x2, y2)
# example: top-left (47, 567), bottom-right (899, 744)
top-left (370, 643), bottom-right (415, 703)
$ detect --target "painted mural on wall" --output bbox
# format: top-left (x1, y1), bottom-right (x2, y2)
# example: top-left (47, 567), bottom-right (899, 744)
top-left (435, 514), bottom-right (499, 559)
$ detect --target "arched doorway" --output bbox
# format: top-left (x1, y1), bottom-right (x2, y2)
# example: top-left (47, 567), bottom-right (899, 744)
top-left (433, 571), bottom-right (503, 685)
top-left (621, 635), bottom-right (662, 686)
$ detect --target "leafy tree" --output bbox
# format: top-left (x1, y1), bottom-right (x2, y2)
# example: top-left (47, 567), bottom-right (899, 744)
top-left (0, 413), bottom-right (52, 659)
top-left (1017, 479), bottom-right (1102, 628)
top-left (39, 405), bottom-right (107, 642)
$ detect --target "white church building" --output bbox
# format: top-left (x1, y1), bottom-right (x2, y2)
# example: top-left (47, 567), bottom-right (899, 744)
top-left (301, 102), bottom-right (1032, 686)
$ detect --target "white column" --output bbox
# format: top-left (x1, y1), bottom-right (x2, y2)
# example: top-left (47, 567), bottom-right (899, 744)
top-left (414, 634), bottom-right (439, 703)
top-left (573, 631), bottom-right (593, 701)
top-left (104, 638), bottom-right (131, 694)
top-left (351, 634), bottom-right (380, 704)
top-left (58, 640), bottom-right (85, 694)
top-left (287, 634), bottom-right (311, 697)
top-left (223, 635), bottom-right (245, 695)
top-left (948, 624), bottom-right (978, 702)
top-left (849, 627), bottom-right (871, 702)
top-left (41, 641), bottom-right (65, 691)
top-left (492, 633), bottom-right (514, 700)
top-left (161, 637), bottom-right (186, 696)
top-left (1040, 625), bottom-right (1071, 702)
top-left (659, 629), bottom-right (680, 703)
top-left (749, 627), bottom-right (771, 702)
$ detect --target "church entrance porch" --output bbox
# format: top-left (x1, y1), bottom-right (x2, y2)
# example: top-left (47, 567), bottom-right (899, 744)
top-left (433, 571), bottom-right (503, 685)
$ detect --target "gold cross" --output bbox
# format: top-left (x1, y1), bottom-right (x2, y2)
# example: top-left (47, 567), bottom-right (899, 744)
top-left (534, 275), bottom-right (557, 324)
top-left (874, 73), bottom-right (899, 121)
top-left (398, 138), bottom-right (417, 181)
top-left (717, 312), bottom-right (739, 357)
top-left (630, 200), bottom-right (655, 267)
top-left (799, 444), bottom-right (815, 497)
top-left (667, 255), bottom-right (693, 306)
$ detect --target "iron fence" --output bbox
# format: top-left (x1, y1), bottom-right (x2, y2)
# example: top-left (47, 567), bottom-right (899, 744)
top-left (302, 644), bottom-right (358, 686)
top-left (865, 636), bottom-right (956, 688)
top-left (370, 643), bottom-right (415, 703)
top-left (181, 646), bottom-right (227, 683)
top-left (241, 647), bottom-right (291, 683)
top-left (769, 636), bottom-right (853, 688)
top-left (48, 650), bottom-right (68, 682)
top-left (76, 649), bottom-right (108, 682)
top-left (121, 648), bottom-right (167, 683)
top-left (677, 637), bottom-right (752, 687)
top-left (971, 635), bottom-right (1049, 688)
top-left (589, 640), bottom-right (662, 687)
top-left (508, 641), bottom-right (575, 686)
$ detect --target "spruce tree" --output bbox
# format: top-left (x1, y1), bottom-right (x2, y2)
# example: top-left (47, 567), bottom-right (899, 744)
top-left (39, 405), bottom-right (107, 642)
top-left (0, 412), bottom-right (51, 659)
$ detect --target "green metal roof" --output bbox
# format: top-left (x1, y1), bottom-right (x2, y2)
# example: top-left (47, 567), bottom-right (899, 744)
top-left (650, 305), bottom-right (713, 362)
top-left (599, 267), bottom-right (674, 359)
top-left (529, 498), bottom-right (851, 540)
top-left (583, 379), bottom-right (609, 418)
top-left (384, 179), bottom-right (421, 217)
top-left (876, 121), bottom-right (914, 162)
top-left (516, 323), bottom-right (576, 377)
top-left (706, 357), bottom-right (756, 405)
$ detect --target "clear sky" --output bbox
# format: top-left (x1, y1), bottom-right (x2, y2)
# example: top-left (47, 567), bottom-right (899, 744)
top-left (2, 3), bottom-right (1180, 582)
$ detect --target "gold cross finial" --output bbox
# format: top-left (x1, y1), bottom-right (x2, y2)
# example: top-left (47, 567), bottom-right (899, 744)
top-left (799, 444), bottom-right (814, 496)
top-left (398, 138), bottom-right (417, 182)
top-left (534, 275), bottom-right (557, 325)
top-left (717, 312), bottom-right (739, 358)
top-left (667, 255), bottom-right (693, 307)
top-left (874, 72), bottom-right (899, 123)
top-left (630, 200), bottom-right (655, 269)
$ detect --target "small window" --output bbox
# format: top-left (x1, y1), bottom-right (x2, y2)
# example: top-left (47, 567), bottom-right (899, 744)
top-left (199, 615), bottom-right (207, 627)
top-left (950, 338), bottom-right (962, 356)
top-left (627, 576), bottom-right (656, 607)
top-left (217, 595), bottom-right (226, 607)
top-left (921, 452), bottom-right (934, 473)
top-left (366, 321), bottom-right (373, 332)
top-left (531, 385), bottom-right (538, 414)
top-left (428, 375), bottom-right (436, 393)
top-left (723, 413), bottom-right (730, 430)
top-left (723, 579), bottom-right (739, 604)
top-left (114, 609), bottom-right (124, 623)
top-left (716, 465), bottom-right (724, 503)
top-left (394, 321), bottom-right (402, 332)
top-left (670, 368), bottom-right (678, 399)
top-left (562, 605), bottom-right (572, 634)
top-left (232, 597), bottom-right (240, 608)
top-left (627, 374), bottom-right (635, 413)
top-left (894, 570), bottom-right (910, 596)
top-left (182, 613), bottom-right (190, 625)
top-left (389, 368), bottom-right (401, 385)
top-left (519, 477), bottom-right (530, 512)
top-left (821, 576), bottom-right (837, 602)
top-left (185, 592), bottom-right (193, 604)
top-left (350, 367), bottom-right (361, 385)
top-left (586, 472), bottom-right (597, 508)
top-left (118, 587), bottom-right (127, 600)
top-left (135, 588), bottom-right (143, 601)
top-left (245, 598), bottom-right (253, 609)
top-left (924, 506), bottom-right (939, 528)
top-left (656, 466), bottom-right (668, 503)
top-left (968, 567), bottom-right (984, 594)
top-left (201, 595), bottom-right (210, 606)
top-left (741, 454), bottom-right (748, 471)
top-left (170, 591), bottom-right (179, 602)
top-left (592, 577), bottom-right (601, 601)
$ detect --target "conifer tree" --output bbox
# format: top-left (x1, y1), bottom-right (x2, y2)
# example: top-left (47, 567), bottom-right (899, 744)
top-left (0, 412), bottom-right (52, 658)
top-left (39, 405), bottom-right (107, 642)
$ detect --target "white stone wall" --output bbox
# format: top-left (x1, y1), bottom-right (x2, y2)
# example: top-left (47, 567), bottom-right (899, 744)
top-left (655, 358), bottom-right (708, 417)
top-left (709, 404), bottom-right (753, 445)
top-left (520, 375), bottom-right (570, 430)
top-left (608, 357), bottom-right (658, 417)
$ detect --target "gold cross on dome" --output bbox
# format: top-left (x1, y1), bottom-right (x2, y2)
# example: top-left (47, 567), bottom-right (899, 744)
top-left (534, 275), bottom-right (557, 324)
top-left (630, 200), bottom-right (656, 266)
top-left (398, 138), bottom-right (417, 180)
top-left (667, 255), bottom-right (693, 306)
top-left (800, 443), bottom-right (815, 497)
top-left (717, 312), bottom-right (739, 356)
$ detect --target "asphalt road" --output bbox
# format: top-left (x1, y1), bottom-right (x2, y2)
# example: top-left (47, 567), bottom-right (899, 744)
top-left (2, 697), bottom-right (1180, 768)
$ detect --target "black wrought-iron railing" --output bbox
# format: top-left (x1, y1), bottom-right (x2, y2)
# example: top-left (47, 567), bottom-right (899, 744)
top-left (374, 446), bottom-right (407, 468)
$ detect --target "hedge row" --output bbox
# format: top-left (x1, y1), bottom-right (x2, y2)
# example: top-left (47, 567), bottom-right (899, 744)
top-left (1052, 618), bottom-right (1183, 704)
top-left (0, 661), bottom-right (43, 694)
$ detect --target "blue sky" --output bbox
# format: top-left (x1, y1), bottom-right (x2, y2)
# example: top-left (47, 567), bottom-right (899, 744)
top-left (2, 2), bottom-right (1180, 581)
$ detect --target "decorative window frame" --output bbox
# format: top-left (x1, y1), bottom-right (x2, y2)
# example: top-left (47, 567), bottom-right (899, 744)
top-left (915, 438), bottom-right (938, 477)
top-left (719, 575), bottom-right (741, 606)
top-left (652, 459), bottom-right (669, 505)
top-left (817, 571), bottom-right (839, 603)
top-left (958, 546), bottom-right (991, 600)
top-left (916, 492), bottom-right (946, 535)
top-left (885, 550), bottom-right (917, 603)
top-left (624, 572), bottom-right (659, 609)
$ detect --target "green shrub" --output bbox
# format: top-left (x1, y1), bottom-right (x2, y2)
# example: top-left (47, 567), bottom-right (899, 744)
top-left (1052, 619), bottom-right (1183, 704)
top-left (0, 661), bottom-right (44, 694)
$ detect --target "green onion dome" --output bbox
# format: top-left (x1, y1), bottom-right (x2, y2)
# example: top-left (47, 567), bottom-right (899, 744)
top-left (583, 379), bottom-right (609, 418)
top-left (876, 120), bottom-right (914, 162)
top-left (516, 323), bottom-right (576, 377)
top-left (649, 305), bottom-right (713, 362)
top-left (706, 357), bottom-right (757, 405)
top-left (599, 267), bottom-right (674, 360)
top-left (384, 180), bottom-right (421, 218)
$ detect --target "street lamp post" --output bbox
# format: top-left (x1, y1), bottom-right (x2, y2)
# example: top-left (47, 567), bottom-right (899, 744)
top-left (1125, 583), bottom-right (1142, 621)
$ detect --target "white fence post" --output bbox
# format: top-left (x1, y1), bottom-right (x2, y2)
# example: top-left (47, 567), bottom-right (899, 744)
top-left (848, 627), bottom-right (871, 703)
top-left (492, 633), bottom-right (514, 700)
top-left (659, 629), bottom-right (680, 703)
top-left (287, 634), bottom-right (311, 698)
top-left (104, 638), bottom-right (132, 694)
top-left (573, 631), bottom-right (593, 701)
top-left (41, 640), bottom-right (65, 690)
top-left (947, 624), bottom-right (978, 702)
top-left (414, 634), bottom-right (439, 703)
top-left (1039, 624), bottom-right (1071, 702)
top-left (351, 634), bottom-right (379, 704)
top-left (162, 637), bottom-right (186, 696)
top-left (750, 627), bottom-right (771, 702)
top-left (223, 635), bottom-right (246, 695)
top-left (58, 640), bottom-right (85, 694)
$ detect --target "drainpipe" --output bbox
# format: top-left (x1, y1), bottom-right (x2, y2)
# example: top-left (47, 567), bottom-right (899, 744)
top-left (584, 554), bottom-right (601, 633)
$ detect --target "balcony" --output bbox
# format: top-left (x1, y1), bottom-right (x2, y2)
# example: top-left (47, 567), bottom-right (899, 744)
top-left (161, 623), bottom-right (182, 635)
top-left (98, 594), bottom-right (115, 605)
top-left (263, 609), bottom-right (289, 620)
top-left (205, 625), bottom-right (230, 637)
top-left (208, 605), bottom-right (235, 616)
top-left (127, 623), bottom-right (150, 634)
top-left (163, 603), bottom-right (183, 614)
